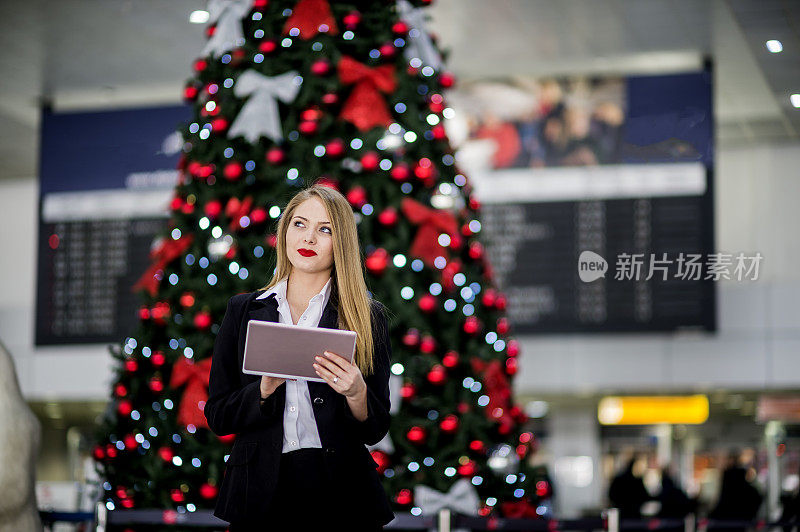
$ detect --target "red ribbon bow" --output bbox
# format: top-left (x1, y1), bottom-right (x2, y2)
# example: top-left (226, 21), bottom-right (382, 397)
top-left (470, 358), bottom-right (514, 431)
top-left (170, 357), bottom-right (213, 429)
top-left (283, 0), bottom-right (338, 39)
top-left (132, 234), bottom-right (194, 297)
top-left (400, 197), bottom-right (459, 269)
top-left (225, 196), bottom-right (253, 232)
top-left (338, 56), bottom-right (396, 131)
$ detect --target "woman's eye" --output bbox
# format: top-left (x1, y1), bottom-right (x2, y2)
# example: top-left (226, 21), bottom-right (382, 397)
top-left (321, 227), bottom-right (332, 234)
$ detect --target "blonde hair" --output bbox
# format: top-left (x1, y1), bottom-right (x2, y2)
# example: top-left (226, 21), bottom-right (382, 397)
top-left (259, 184), bottom-right (376, 375)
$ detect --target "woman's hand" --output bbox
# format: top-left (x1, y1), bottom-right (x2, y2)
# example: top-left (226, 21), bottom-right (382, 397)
top-left (260, 375), bottom-right (285, 399)
top-left (313, 351), bottom-right (366, 399)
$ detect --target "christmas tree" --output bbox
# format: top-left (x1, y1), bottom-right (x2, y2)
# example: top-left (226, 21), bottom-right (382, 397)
top-left (94, 0), bottom-right (553, 521)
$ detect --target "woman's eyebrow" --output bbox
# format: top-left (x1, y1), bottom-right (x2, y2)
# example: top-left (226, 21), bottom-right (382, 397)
top-left (293, 215), bottom-right (331, 224)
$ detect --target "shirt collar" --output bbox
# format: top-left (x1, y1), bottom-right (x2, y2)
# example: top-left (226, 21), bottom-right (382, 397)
top-left (256, 276), bottom-right (333, 309)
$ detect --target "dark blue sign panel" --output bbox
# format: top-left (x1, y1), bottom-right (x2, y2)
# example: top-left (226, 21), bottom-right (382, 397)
top-left (36, 104), bottom-right (192, 345)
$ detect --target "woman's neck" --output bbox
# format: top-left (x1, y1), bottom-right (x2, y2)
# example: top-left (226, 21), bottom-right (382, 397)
top-left (286, 269), bottom-right (332, 307)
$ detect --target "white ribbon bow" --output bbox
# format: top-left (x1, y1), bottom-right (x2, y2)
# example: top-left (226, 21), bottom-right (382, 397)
top-left (201, 0), bottom-right (253, 58)
top-left (228, 70), bottom-right (302, 143)
top-left (397, 0), bottom-right (443, 72)
top-left (415, 478), bottom-right (480, 516)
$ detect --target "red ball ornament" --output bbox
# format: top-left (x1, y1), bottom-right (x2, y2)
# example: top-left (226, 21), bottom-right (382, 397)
top-left (266, 233), bottom-right (278, 248)
top-left (507, 340), bottom-right (520, 357)
top-left (197, 164), bottom-right (214, 179)
top-left (482, 288), bottom-right (497, 307)
top-left (204, 200), bottom-right (222, 219)
top-left (439, 414), bottom-right (458, 433)
top-left (449, 234), bottom-right (463, 250)
top-left (200, 483), bottom-right (219, 499)
top-left (379, 43), bottom-right (396, 57)
top-left (183, 85), bottom-right (199, 101)
top-left (414, 157), bottom-right (434, 180)
top-left (123, 434), bottom-right (137, 450)
top-left (469, 195), bottom-right (481, 210)
top-left (194, 311), bottom-right (213, 330)
top-left (346, 186), bottom-right (367, 207)
top-left (429, 101), bottom-right (445, 114)
top-left (120, 498), bottom-right (134, 509)
top-left (461, 222), bottom-right (474, 237)
top-left (427, 364), bottom-right (447, 385)
top-left (301, 107), bottom-right (322, 121)
top-left (469, 440), bottom-right (486, 453)
top-left (316, 176), bottom-right (339, 190)
top-left (418, 294), bottom-right (436, 313)
top-left (170, 196), bottom-right (184, 211)
top-left (158, 447), bottom-right (175, 462)
top-left (114, 384), bottom-right (127, 397)
top-left (468, 241), bottom-right (484, 260)
top-left (377, 207), bottom-right (399, 226)
top-left (298, 120), bottom-right (318, 135)
top-left (463, 316), bottom-right (481, 335)
top-left (495, 294), bottom-right (507, 310)
top-left (395, 488), bottom-right (413, 506)
top-left (400, 383), bottom-right (416, 400)
top-left (253, 0), bottom-right (269, 8)
top-left (151, 351), bottom-right (166, 366)
top-left (439, 72), bottom-right (456, 88)
top-left (310, 59), bottom-right (330, 76)
top-left (321, 92), bottom-right (339, 105)
top-left (223, 161), bottom-right (242, 180)
top-left (211, 117), bottom-right (228, 132)
top-left (192, 59), bottom-right (207, 72)
top-left (105, 445), bottom-right (118, 458)
top-left (390, 164), bottom-right (410, 181)
top-left (402, 328), bottom-right (420, 347)
top-left (370, 450), bottom-right (390, 474)
top-left (325, 138), bottom-right (345, 158)
top-left (420, 335), bottom-right (436, 354)
top-left (458, 402), bottom-right (470, 414)
top-left (457, 460), bottom-right (476, 476)
top-left (149, 376), bottom-right (164, 393)
top-left (343, 10), bottom-right (361, 28)
top-left (124, 359), bottom-right (138, 373)
top-left (180, 201), bottom-right (195, 215)
top-left (250, 207), bottom-right (267, 225)
top-left (265, 147), bottom-right (285, 164)
top-left (92, 445), bottom-right (106, 461)
top-left (505, 357), bottom-right (518, 375)
top-left (406, 426), bottom-right (426, 444)
top-left (258, 40), bottom-right (277, 53)
top-left (497, 318), bottom-right (510, 335)
top-left (365, 248), bottom-right (389, 276)
top-left (360, 152), bottom-right (380, 172)
top-left (442, 350), bottom-right (459, 368)
top-left (116, 487), bottom-right (128, 499)
top-left (138, 306), bottom-right (150, 320)
top-left (392, 21), bottom-right (409, 34)
top-left (117, 400), bottom-right (132, 417)
top-left (205, 25), bottom-right (216, 38)
top-left (431, 124), bottom-right (447, 140)
top-left (516, 444), bottom-right (529, 459)
top-left (170, 489), bottom-right (185, 503)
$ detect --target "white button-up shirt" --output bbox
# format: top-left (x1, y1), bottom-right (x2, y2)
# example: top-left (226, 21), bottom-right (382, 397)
top-left (255, 276), bottom-right (332, 453)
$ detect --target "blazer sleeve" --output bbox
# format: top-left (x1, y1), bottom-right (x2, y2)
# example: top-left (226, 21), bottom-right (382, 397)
top-left (342, 299), bottom-right (392, 446)
top-left (204, 294), bottom-right (281, 436)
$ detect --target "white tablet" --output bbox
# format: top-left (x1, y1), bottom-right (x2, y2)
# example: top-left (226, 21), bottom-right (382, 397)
top-left (242, 319), bottom-right (358, 382)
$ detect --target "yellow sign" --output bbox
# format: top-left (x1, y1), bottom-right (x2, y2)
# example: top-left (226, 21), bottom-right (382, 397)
top-left (598, 395), bottom-right (709, 425)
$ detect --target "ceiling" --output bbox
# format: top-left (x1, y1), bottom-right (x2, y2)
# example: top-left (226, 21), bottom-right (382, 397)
top-left (0, 0), bottom-right (797, 181)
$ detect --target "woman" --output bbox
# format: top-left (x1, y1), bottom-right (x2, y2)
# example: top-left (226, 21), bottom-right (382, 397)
top-left (204, 184), bottom-right (394, 530)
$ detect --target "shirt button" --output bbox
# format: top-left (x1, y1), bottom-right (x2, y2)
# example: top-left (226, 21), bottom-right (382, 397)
top-left (313, 397), bottom-right (324, 405)
top-left (290, 440), bottom-right (297, 446)
top-left (290, 406), bottom-right (296, 412)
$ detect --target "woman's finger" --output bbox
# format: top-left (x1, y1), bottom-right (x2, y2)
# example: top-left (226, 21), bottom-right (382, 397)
top-left (322, 351), bottom-right (352, 372)
top-left (314, 355), bottom-right (343, 376)
top-left (313, 362), bottom-right (339, 385)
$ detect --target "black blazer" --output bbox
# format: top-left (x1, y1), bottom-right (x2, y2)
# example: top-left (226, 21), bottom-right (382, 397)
top-left (203, 286), bottom-right (395, 526)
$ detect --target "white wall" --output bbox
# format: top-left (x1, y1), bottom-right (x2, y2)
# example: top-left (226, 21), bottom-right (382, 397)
top-left (0, 142), bottom-right (798, 400)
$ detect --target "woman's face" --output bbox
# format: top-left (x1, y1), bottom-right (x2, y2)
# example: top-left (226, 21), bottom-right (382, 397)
top-left (285, 197), bottom-right (334, 276)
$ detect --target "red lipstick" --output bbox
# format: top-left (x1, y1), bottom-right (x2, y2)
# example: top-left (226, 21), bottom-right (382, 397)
top-left (297, 248), bottom-right (317, 257)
